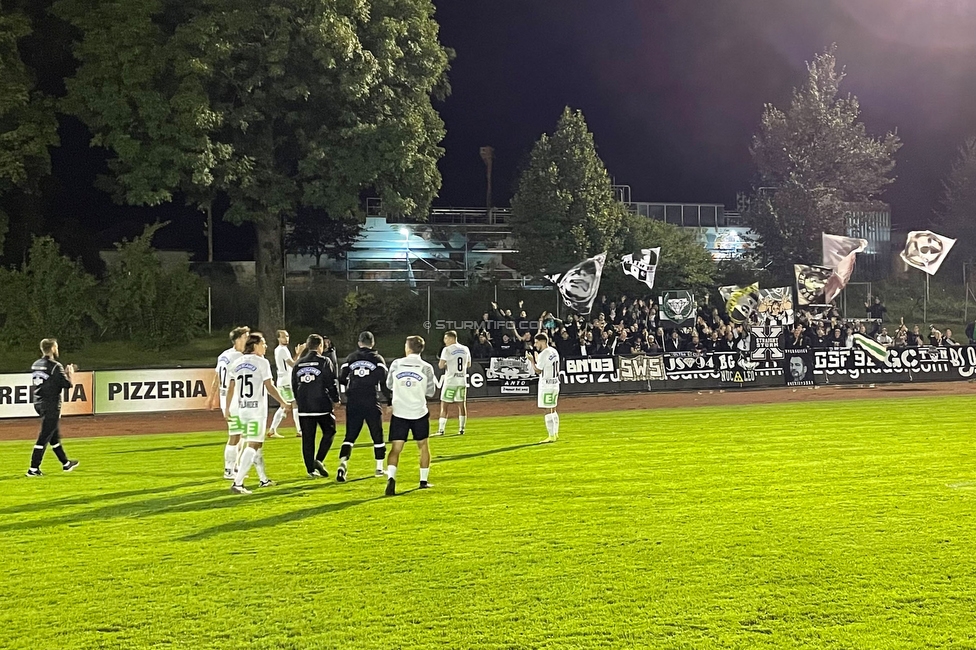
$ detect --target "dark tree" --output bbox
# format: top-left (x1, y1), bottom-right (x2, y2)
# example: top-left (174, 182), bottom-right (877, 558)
top-left (285, 209), bottom-right (362, 270)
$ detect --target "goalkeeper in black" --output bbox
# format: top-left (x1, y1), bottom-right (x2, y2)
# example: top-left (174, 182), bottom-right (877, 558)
top-left (292, 334), bottom-right (341, 478)
top-left (336, 330), bottom-right (392, 482)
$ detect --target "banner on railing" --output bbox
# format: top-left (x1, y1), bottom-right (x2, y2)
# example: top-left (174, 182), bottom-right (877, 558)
top-left (662, 352), bottom-right (783, 389)
top-left (94, 368), bottom-right (214, 414)
top-left (0, 372), bottom-right (94, 419)
top-left (814, 346), bottom-right (976, 384)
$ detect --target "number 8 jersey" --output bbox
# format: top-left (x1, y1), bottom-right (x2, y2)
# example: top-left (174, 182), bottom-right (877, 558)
top-left (439, 343), bottom-right (471, 387)
top-left (229, 353), bottom-right (273, 422)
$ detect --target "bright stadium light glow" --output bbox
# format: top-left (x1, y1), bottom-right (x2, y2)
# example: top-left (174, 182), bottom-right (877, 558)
top-left (399, 227), bottom-right (410, 237)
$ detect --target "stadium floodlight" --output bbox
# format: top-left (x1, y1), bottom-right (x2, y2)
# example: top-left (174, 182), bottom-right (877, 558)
top-left (399, 227), bottom-right (410, 237)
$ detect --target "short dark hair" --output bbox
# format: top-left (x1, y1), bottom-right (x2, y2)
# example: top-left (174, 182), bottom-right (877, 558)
top-left (534, 333), bottom-right (549, 344)
top-left (40, 338), bottom-right (57, 355)
top-left (445, 330), bottom-right (458, 341)
top-left (306, 334), bottom-right (323, 351)
top-left (406, 335), bottom-right (425, 354)
top-left (358, 331), bottom-right (374, 347)
top-left (230, 326), bottom-right (250, 343)
top-left (243, 332), bottom-right (265, 355)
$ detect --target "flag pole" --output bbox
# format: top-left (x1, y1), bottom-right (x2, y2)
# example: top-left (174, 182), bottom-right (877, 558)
top-left (924, 271), bottom-right (929, 323)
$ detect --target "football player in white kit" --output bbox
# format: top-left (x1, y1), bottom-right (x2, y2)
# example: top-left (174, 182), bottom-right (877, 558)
top-left (207, 326), bottom-right (250, 480)
top-left (269, 329), bottom-right (302, 438)
top-left (435, 330), bottom-right (471, 436)
top-left (224, 332), bottom-right (294, 494)
top-left (527, 332), bottom-right (560, 443)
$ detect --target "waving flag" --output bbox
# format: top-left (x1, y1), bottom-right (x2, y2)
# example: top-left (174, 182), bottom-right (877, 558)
top-left (621, 247), bottom-right (660, 289)
top-left (794, 264), bottom-right (833, 306)
top-left (720, 283), bottom-right (760, 324)
top-left (901, 230), bottom-right (956, 275)
top-left (544, 252), bottom-right (606, 316)
top-left (822, 234), bottom-right (868, 302)
top-left (853, 333), bottom-right (889, 365)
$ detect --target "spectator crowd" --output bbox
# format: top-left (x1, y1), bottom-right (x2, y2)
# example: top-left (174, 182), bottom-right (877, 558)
top-left (463, 294), bottom-right (973, 360)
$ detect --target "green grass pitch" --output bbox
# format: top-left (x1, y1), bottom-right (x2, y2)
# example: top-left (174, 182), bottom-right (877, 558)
top-left (3, 395), bottom-right (976, 649)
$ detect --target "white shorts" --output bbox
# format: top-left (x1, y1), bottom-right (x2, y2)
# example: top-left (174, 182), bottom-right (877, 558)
top-left (538, 385), bottom-right (559, 409)
top-left (231, 413), bottom-right (268, 443)
top-left (276, 382), bottom-right (294, 403)
top-left (440, 381), bottom-right (467, 403)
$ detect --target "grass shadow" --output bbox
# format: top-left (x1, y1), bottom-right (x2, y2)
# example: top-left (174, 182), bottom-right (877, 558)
top-left (0, 479), bottom-right (344, 532)
top-left (0, 479), bottom-right (211, 515)
top-left (109, 441), bottom-right (224, 454)
top-left (433, 442), bottom-right (544, 464)
top-left (180, 496), bottom-right (384, 541)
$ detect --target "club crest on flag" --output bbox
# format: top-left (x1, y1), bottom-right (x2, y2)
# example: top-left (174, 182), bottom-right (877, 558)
top-left (900, 230), bottom-right (955, 275)
top-left (620, 247), bottom-right (660, 289)
top-left (794, 264), bottom-right (834, 306)
top-left (659, 290), bottom-right (695, 326)
top-left (544, 252), bottom-right (607, 316)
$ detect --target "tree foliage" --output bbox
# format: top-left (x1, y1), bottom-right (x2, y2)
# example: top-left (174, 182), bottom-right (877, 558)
top-left (103, 222), bottom-right (207, 348)
top-left (510, 107), bottom-right (624, 274)
top-left (744, 45), bottom-right (901, 279)
top-left (56, 0), bottom-right (452, 333)
top-left (0, 3), bottom-right (59, 252)
top-left (0, 236), bottom-right (99, 346)
top-left (285, 209), bottom-right (362, 269)
top-left (935, 137), bottom-right (976, 271)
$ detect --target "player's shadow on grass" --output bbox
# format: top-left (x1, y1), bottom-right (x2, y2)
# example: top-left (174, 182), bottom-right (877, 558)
top-left (433, 442), bottom-right (544, 464)
top-left (0, 480), bottom-right (342, 532)
top-left (180, 495), bottom-right (384, 541)
top-left (0, 479), bottom-right (211, 515)
top-left (109, 441), bottom-right (225, 454)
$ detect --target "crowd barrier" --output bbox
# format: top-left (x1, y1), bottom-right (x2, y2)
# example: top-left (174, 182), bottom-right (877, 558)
top-left (2, 346), bottom-right (974, 419)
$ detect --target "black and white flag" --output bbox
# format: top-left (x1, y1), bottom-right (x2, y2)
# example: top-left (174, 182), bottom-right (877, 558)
top-left (620, 247), bottom-right (660, 289)
top-left (901, 230), bottom-right (955, 276)
top-left (794, 264), bottom-right (834, 306)
top-left (544, 252), bottom-right (606, 316)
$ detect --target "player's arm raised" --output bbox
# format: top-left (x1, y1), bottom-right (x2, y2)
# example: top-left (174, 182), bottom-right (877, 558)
top-left (526, 350), bottom-right (541, 374)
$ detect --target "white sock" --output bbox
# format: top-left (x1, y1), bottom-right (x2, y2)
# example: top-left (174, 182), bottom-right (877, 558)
top-left (235, 447), bottom-right (257, 485)
top-left (552, 413), bottom-right (559, 436)
top-left (544, 414), bottom-right (554, 437)
top-left (235, 439), bottom-right (245, 467)
top-left (254, 449), bottom-right (268, 482)
top-left (270, 407), bottom-right (286, 432)
top-left (387, 464), bottom-right (397, 480)
top-left (420, 467), bottom-right (430, 482)
top-left (458, 415), bottom-right (466, 431)
top-left (223, 444), bottom-right (237, 472)
top-left (376, 458), bottom-right (384, 471)
top-left (438, 417), bottom-right (447, 433)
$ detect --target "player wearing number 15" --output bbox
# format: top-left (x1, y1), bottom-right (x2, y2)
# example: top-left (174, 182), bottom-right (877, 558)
top-left (225, 333), bottom-right (294, 495)
top-left (207, 326), bottom-right (249, 480)
top-left (436, 330), bottom-right (471, 437)
top-left (527, 333), bottom-right (560, 443)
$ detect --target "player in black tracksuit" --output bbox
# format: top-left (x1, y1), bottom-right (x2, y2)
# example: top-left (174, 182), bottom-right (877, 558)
top-left (27, 338), bottom-right (79, 477)
top-left (291, 334), bottom-right (340, 478)
top-left (336, 331), bottom-right (393, 482)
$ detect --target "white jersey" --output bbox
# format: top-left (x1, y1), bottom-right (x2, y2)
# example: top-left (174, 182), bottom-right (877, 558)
top-left (229, 354), bottom-right (273, 421)
top-left (387, 354), bottom-right (436, 420)
top-left (537, 346), bottom-right (560, 386)
top-left (439, 343), bottom-right (471, 385)
top-left (274, 344), bottom-right (293, 385)
top-left (215, 347), bottom-right (242, 402)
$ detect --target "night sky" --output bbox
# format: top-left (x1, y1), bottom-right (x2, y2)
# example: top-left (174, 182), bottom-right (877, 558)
top-left (23, 0), bottom-right (976, 262)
